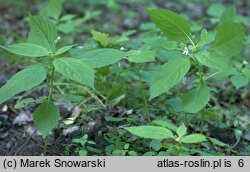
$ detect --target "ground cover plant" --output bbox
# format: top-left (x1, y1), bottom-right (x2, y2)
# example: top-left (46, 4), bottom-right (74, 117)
top-left (0, 0), bottom-right (249, 156)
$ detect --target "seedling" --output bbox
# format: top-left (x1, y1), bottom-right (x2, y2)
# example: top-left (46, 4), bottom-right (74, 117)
top-left (72, 134), bottom-right (100, 156)
top-left (122, 121), bottom-right (228, 154)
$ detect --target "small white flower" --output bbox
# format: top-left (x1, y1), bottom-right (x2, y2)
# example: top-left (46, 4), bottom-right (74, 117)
top-left (243, 60), bottom-right (248, 65)
top-left (56, 36), bottom-right (61, 41)
top-left (183, 46), bottom-right (189, 55)
top-left (120, 47), bottom-right (125, 51)
top-left (2, 105), bottom-right (8, 112)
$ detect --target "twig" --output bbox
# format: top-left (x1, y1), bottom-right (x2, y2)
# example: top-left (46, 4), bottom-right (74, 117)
top-left (135, 67), bottom-right (150, 122)
top-left (54, 83), bottom-right (106, 108)
top-left (14, 130), bottom-right (36, 156)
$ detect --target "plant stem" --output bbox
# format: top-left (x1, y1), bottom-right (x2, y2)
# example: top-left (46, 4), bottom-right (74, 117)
top-left (135, 67), bottom-right (150, 122)
top-left (48, 65), bottom-right (55, 103)
top-left (43, 136), bottom-right (49, 155)
top-left (189, 47), bottom-right (205, 134)
top-left (184, 113), bottom-right (188, 126)
top-left (188, 35), bottom-right (195, 47)
top-left (187, 36), bottom-right (204, 85)
top-left (231, 138), bottom-right (241, 149)
top-left (200, 111), bottom-right (205, 134)
top-left (43, 65), bottom-right (55, 155)
top-left (53, 83), bottom-right (106, 108)
top-left (190, 54), bottom-right (204, 85)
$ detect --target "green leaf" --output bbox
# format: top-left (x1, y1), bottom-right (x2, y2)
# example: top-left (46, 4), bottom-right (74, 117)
top-left (28, 15), bottom-right (57, 52)
top-left (150, 58), bottom-right (190, 99)
top-left (230, 75), bottom-right (249, 89)
top-left (76, 48), bottom-right (127, 68)
top-left (79, 150), bottom-right (87, 156)
top-left (55, 44), bottom-right (75, 56)
top-left (235, 15), bottom-right (250, 26)
top-left (91, 30), bottom-right (109, 47)
top-left (123, 126), bottom-right (174, 140)
top-left (33, 101), bottom-right (60, 138)
top-left (143, 37), bottom-right (168, 47)
top-left (166, 98), bottom-right (185, 112)
top-left (127, 50), bottom-right (155, 63)
top-left (58, 18), bottom-right (84, 34)
top-left (152, 119), bottom-right (177, 131)
top-left (60, 14), bottom-right (76, 22)
top-left (207, 3), bottom-right (225, 17)
top-left (182, 85), bottom-right (210, 113)
top-left (200, 29), bottom-right (208, 45)
top-left (149, 140), bottom-right (162, 151)
top-left (0, 43), bottom-right (50, 57)
top-left (242, 68), bottom-right (250, 79)
top-left (0, 64), bottom-right (47, 104)
top-left (14, 98), bottom-right (36, 109)
top-left (197, 51), bottom-right (229, 71)
top-left (208, 137), bottom-right (227, 147)
top-left (220, 5), bottom-right (236, 23)
top-left (53, 58), bottom-right (94, 88)
top-left (123, 143), bottom-right (129, 150)
top-left (210, 22), bottom-right (245, 58)
top-left (181, 134), bottom-right (207, 143)
top-left (176, 123), bottom-right (187, 137)
top-left (146, 8), bottom-right (192, 43)
top-left (235, 129), bottom-right (243, 140)
top-left (157, 50), bottom-right (185, 62)
top-left (41, 0), bottom-right (62, 19)
top-left (128, 151), bottom-right (137, 156)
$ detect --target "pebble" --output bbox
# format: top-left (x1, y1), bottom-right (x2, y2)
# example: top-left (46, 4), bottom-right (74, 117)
top-left (0, 114), bottom-right (8, 122)
top-left (0, 132), bottom-right (8, 139)
top-left (13, 111), bottom-right (32, 125)
top-left (63, 126), bottom-right (80, 136)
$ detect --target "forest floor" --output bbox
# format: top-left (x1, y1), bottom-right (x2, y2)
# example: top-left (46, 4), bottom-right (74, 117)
top-left (0, 0), bottom-right (250, 156)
